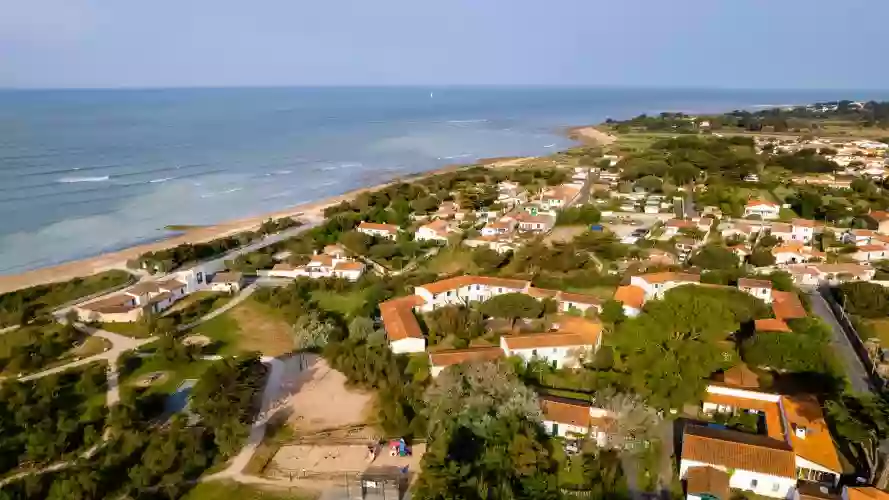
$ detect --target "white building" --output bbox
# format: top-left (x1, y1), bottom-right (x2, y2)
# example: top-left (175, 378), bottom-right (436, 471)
top-left (481, 219), bottom-right (517, 237)
top-left (357, 221), bottom-right (399, 240)
top-left (736, 278), bottom-right (773, 304)
top-left (541, 184), bottom-right (582, 210)
top-left (280, 253), bottom-right (366, 281)
top-left (515, 213), bottom-right (556, 233)
top-left (540, 395), bottom-right (611, 447)
top-left (851, 244), bottom-right (889, 263)
top-left (499, 315), bottom-right (602, 369)
top-left (629, 272), bottom-right (702, 300)
top-left (380, 295), bottom-right (427, 354)
top-left (681, 366), bottom-right (842, 499)
top-left (428, 346), bottom-right (503, 378)
top-left (744, 200), bottom-right (781, 220)
top-left (772, 243), bottom-right (825, 265)
top-left (207, 271), bottom-right (245, 293)
top-left (415, 219), bottom-right (454, 243)
top-left (414, 276), bottom-right (530, 312)
top-left (75, 278), bottom-right (189, 323)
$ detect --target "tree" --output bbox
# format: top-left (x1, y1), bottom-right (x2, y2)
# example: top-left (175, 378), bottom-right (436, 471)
top-left (417, 361), bottom-right (560, 500)
top-left (837, 282), bottom-right (889, 318)
top-left (347, 316), bottom-right (376, 341)
top-left (423, 306), bottom-right (485, 347)
top-left (600, 299), bottom-right (626, 325)
top-left (479, 293), bottom-right (543, 329)
top-left (292, 313), bottom-right (336, 350)
top-left (471, 248), bottom-right (508, 270)
top-left (688, 245), bottom-right (738, 270)
top-left (611, 286), bottom-right (738, 410)
top-left (826, 394), bottom-right (889, 485)
top-left (749, 248), bottom-right (776, 267)
top-left (634, 175), bottom-right (663, 192)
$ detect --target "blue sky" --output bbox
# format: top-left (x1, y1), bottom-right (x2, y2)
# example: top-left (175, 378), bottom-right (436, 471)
top-left (1, 0), bottom-right (886, 89)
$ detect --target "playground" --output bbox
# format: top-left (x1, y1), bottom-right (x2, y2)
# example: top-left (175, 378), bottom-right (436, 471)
top-left (268, 441), bottom-right (425, 478)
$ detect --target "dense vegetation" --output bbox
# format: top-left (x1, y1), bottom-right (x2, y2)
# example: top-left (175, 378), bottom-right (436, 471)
top-left (0, 321), bottom-right (86, 374)
top-left (129, 217), bottom-right (300, 273)
top-left (0, 270), bottom-right (133, 327)
top-left (0, 356), bottom-right (266, 500)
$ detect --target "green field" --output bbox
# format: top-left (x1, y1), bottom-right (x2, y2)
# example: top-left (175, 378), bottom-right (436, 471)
top-left (311, 289), bottom-right (371, 317)
top-left (187, 298), bottom-right (293, 356)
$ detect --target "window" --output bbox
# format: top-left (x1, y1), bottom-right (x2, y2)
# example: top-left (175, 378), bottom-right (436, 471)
top-left (771, 483), bottom-right (780, 493)
top-left (750, 479), bottom-right (758, 489)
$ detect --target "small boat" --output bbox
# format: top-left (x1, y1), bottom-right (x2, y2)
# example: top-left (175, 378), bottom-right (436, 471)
top-left (543, 143), bottom-right (556, 148)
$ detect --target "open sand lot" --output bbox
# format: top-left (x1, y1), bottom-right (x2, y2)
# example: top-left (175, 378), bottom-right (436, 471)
top-left (269, 443), bottom-right (425, 478)
top-left (282, 354), bottom-right (373, 433)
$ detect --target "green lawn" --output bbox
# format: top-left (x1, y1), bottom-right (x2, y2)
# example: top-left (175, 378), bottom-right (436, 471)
top-left (311, 289), bottom-right (370, 317)
top-left (98, 321), bottom-right (153, 338)
top-left (120, 355), bottom-right (217, 395)
top-left (188, 312), bottom-right (242, 356)
top-left (186, 298), bottom-right (294, 356)
top-left (182, 481), bottom-right (315, 500)
top-left (862, 318), bottom-right (889, 346)
top-left (423, 245), bottom-right (479, 275)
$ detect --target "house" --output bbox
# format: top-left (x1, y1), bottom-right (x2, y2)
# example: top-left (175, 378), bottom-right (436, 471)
top-left (481, 219), bottom-right (517, 237)
top-left (843, 229), bottom-right (877, 246)
top-left (207, 271), bottom-right (245, 293)
top-left (788, 218), bottom-right (817, 243)
top-left (499, 316), bottom-right (602, 369)
top-left (539, 395), bottom-right (612, 447)
top-left (867, 211), bottom-right (889, 235)
top-left (541, 185), bottom-right (581, 209)
top-left (380, 295), bottom-right (427, 354)
top-left (664, 219), bottom-right (698, 238)
top-left (772, 243), bottom-right (825, 265)
top-left (676, 237), bottom-right (698, 254)
top-left (629, 272), bottom-right (701, 300)
top-left (772, 290), bottom-right (806, 320)
top-left (462, 235), bottom-right (517, 254)
top-left (768, 223), bottom-right (793, 242)
top-left (720, 222), bottom-right (762, 241)
top-left (685, 466), bottom-right (731, 500)
top-left (845, 487), bottom-right (889, 500)
top-left (323, 244), bottom-right (348, 259)
top-left (357, 221), bottom-right (399, 240)
top-left (557, 291), bottom-right (603, 315)
top-left (415, 219), bottom-right (454, 243)
top-left (851, 244), bottom-right (889, 263)
top-left (75, 279), bottom-right (189, 323)
top-left (785, 263), bottom-right (876, 287)
top-left (414, 276), bottom-right (531, 312)
top-left (744, 200), bottom-right (781, 220)
top-left (433, 201), bottom-right (465, 220)
top-left (755, 318), bottom-right (792, 333)
top-left (428, 346), bottom-right (503, 378)
top-left (288, 253), bottom-right (366, 281)
top-left (737, 278), bottom-right (773, 304)
top-left (729, 244), bottom-right (751, 263)
top-left (681, 366), bottom-right (842, 499)
top-left (515, 212), bottom-right (556, 233)
top-left (613, 285), bottom-right (645, 317)
top-left (647, 249), bottom-right (679, 266)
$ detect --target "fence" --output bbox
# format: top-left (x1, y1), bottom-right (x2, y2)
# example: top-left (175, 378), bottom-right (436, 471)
top-left (818, 285), bottom-right (884, 389)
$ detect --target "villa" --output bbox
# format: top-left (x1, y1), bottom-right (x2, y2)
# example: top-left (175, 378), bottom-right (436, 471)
top-left (415, 219), bottom-right (455, 243)
top-left (500, 315), bottom-right (602, 369)
top-left (744, 200), bottom-right (781, 220)
top-left (75, 278), bottom-right (189, 323)
top-left (540, 395), bottom-right (612, 447)
top-left (357, 221), bottom-right (399, 240)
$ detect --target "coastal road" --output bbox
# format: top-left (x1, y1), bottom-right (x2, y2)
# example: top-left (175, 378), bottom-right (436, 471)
top-left (807, 290), bottom-right (874, 394)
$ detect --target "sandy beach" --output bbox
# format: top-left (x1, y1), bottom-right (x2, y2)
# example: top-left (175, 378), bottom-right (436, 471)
top-left (0, 127), bottom-right (609, 295)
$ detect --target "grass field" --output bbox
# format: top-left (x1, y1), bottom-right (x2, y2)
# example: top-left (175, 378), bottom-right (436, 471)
top-left (423, 245), bottom-right (480, 275)
top-left (862, 318), bottom-right (889, 346)
top-left (311, 289), bottom-right (370, 317)
top-left (189, 298), bottom-right (293, 356)
top-left (98, 321), bottom-right (153, 338)
top-left (181, 481), bottom-right (315, 500)
top-left (163, 291), bottom-right (231, 316)
top-left (120, 356), bottom-right (216, 395)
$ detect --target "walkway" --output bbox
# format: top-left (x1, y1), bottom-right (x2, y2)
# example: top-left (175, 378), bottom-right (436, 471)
top-left (19, 324), bottom-right (158, 406)
top-left (205, 356), bottom-right (286, 482)
top-left (807, 290), bottom-right (873, 394)
top-left (177, 283), bottom-right (258, 331)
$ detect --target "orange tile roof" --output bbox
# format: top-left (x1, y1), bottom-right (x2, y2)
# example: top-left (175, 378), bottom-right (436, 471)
top-left (323, 244), bottom-right (346, 255)
top-left (685, 466), bottom-right (730, 500)
top-left (358, 221), bottom-right (399, 232)
top-left (614, 285), bottom-right (645, 310)
top-left (772, 290), bottom-right (806, 320)
top-left (637, 272), bottom-right (701, 284)
top-left (310, 254), bottom-right (335, 267)
top-left (792, 218), bottom-right (816, 228)
top-left (718, 364), bottom-right (761, 389)
top-left (868, 211), bottom-right (889, 222)
top-left (558, 291), bottom-right (602, 305)
top-left (526, 287), bottom-right (559, 299)
top-left (782, 395), bottom-right (842, 473)
top-left (502, 321), bottom-right (601, 350)
top-left (428, 346), bottom-right (503, 368)
top-left (417, 276), bottom-right (529, 295)
top-left (747, 199), bottom-right (779, 208)
top-left (847, 488), bottom-right (889, 500)
top-left (682, 425), bottom-right (796, 478)
top-left (379, 295), bottom-right (426, 341)
top-left (738, 278), bottom-right (772, 289)
top-left (755, 318), bottom-right (791, 333)
top-left (540, 396), bottom-right (598, 428)
top-left (333, 261), bottom-right (364, 272)
top-left (852, 229), bottom-right (877, 237)
top-left (272, 262), bottom-right (296, 271)
top-left (856, 244), bottom-right (889, 253)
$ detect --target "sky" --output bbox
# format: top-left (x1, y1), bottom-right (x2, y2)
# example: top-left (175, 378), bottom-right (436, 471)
top-left (1, 0), bottom-right (887, 89)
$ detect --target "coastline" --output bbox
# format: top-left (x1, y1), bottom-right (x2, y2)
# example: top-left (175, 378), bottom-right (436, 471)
top-left (0, 126), bottom-right (603, 294)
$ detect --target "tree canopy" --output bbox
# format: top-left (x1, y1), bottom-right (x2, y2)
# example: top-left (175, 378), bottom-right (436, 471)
top-left (479, 293), bottom-right (543, 328)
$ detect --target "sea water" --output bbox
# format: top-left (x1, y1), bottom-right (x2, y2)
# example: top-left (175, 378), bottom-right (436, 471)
top-left (1, 86), bottom-right (887, 274)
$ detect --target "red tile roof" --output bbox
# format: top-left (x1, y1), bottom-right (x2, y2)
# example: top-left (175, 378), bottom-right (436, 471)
top-left (380, 295), bottom-right (426, 341)
top-left (755, 318), bottom-right (791, 333)
top-left (682, 425), bottom-right (796, 478)
top-left (772, 290), bottom-right (806, 320)
top-left (614, 285), bottom-right (645, 310)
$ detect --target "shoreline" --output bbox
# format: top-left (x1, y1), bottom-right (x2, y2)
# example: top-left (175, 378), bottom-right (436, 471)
top-left (0, 126), bottom-right (605, 294)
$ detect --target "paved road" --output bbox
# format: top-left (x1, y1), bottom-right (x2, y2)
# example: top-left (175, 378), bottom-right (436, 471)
top-left (807, 290), bottom-right (874, 394)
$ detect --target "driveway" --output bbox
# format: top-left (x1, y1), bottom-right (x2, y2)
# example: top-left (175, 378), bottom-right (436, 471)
top-left (807, 291), bottom-right (873, 394)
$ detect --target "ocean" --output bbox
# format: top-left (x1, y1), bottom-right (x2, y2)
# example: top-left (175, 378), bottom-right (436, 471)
top-left (1, 86), bottom-right (887, 275)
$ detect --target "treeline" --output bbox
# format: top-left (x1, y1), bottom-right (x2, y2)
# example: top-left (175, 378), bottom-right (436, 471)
top-left (0, 363), bottom-right (107, 477)
top-left (0, 270), bottom-right (133, 327)
top-left (0, 321), bottom-right (85, 374)
top-left (1, 355), bottom-right (266, 500)
top-left (556, 205), bottom-right (601, 226)
top-left (128, 217), bottom-right (301, 273)
top-left (617, 136), bottom-right (758, 184)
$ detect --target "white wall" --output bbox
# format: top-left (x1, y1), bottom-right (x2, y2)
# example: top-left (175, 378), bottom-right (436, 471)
top-left (680, 461), bottom-right (795, 499)
top-left (390, 337), bottom-right (425, 354)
